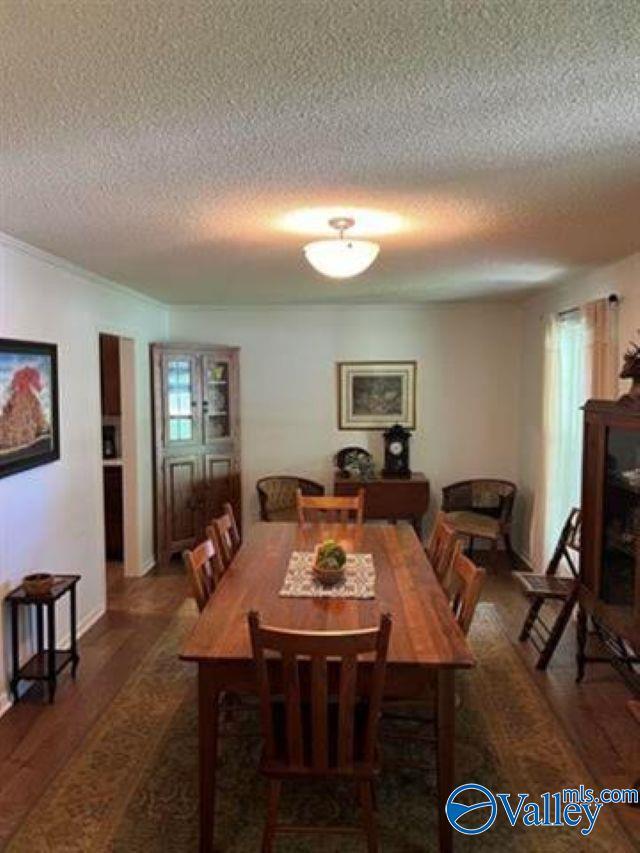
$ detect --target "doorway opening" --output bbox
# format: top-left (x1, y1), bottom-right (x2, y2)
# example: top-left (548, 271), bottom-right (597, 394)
top-left (99, 333), bottom-right (140, 604)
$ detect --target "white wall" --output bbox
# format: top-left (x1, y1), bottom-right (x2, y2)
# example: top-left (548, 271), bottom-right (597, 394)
top-left (515, 253), bottom-right (640, 562)
top-left (0, 235), bottom-right (168, 713)
top-left (170, 303), bottom-right (523, 530)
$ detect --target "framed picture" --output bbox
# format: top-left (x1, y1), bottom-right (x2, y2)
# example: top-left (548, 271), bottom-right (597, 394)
top-left (337, 361), bottom-right (416, 430)
top-left (0, 339), bottom-right (60, 479)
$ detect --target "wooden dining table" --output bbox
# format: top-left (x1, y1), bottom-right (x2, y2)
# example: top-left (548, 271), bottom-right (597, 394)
top-left (181, 521), bottom-right (475, 852)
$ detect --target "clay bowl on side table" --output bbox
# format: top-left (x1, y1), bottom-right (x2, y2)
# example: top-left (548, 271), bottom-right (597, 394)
top-left (23, 573), bottom-right (54, 596)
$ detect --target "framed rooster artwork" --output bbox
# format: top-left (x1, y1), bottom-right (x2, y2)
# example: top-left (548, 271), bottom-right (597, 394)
top-left (0, 339), bottom-right (60, 479)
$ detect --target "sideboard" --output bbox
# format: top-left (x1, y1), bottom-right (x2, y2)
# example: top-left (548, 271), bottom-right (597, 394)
top-left (334, 472), bottom-right (430, 535)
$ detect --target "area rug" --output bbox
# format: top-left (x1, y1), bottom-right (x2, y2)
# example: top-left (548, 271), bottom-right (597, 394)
top-left (6, 603), bottom-right (636, 852)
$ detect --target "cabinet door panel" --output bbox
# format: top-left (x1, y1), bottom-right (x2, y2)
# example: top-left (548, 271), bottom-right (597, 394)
top-left (203, 453), bottom-right (238, 524)
top-left (202, 354), bottom-right (233, 443)
top-left (164, 454), bottom-right (202, 554)
top-left (163, 353), bottom-right (202, 446)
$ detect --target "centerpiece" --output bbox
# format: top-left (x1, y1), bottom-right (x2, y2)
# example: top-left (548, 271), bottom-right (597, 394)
top-left (313, 539), bottom-right (347, 586)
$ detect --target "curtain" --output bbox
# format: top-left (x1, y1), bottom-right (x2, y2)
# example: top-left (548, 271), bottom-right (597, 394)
top-left (582, 298), bottom-right (618, 399)
top-left (529, 298), bottom-right (618, 570)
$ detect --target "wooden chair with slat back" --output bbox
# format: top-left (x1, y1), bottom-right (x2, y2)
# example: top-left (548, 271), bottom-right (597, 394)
top-left (210, 502), bottom-right (241, 569)
top-left (425, 511), bottom-right (461, 588)
top-left (446, 550), bottom-right (487, 636)
top-left (182, 539), bottom-right (225, 612)
top-left (382, 551), bottom-right (484, 762)
top-left (248, 611), bottom-right (392, 852)
top-left (514, 507), bottom-right (582, 670)
top-left (296, 488), bottom-right (365, 525)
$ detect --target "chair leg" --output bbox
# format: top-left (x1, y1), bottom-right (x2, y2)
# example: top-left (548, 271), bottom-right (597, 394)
top-left (261, 780), bottom-right (281, 853)
top-left (359, 781), bottom-right (379, 853)
top-left (519, 599), bottom-right (543, 642)
top-left (503, 533), bottom-right (517, 568)
top-left (537, 592), bottom-right (578, 670)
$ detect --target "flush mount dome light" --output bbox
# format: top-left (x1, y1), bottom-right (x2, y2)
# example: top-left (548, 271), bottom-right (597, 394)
top-left (303, 217), bottom-right (380, 279)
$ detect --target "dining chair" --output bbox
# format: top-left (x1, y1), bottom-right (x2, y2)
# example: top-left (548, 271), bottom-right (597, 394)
top-left (209, 502), bottom-right (241, 569)
top-left (182, 539), bottom-right (225, 612)
top-left (425, 511), bottom-right (461, 588)
top-left (445, 550), bottom-right (487, 636)
top-left (382, 552), bottom-right (485, 766)
top-left (248, 610), bottom-right (392, 851)
top-left (441, 478), bottom-right (517, 566)
top-left (296, 488), bottom-right (365, 525)
top-left (514, 508), bottom-right (581, 669)
top-left (257, 476), bottom-right (325, 521)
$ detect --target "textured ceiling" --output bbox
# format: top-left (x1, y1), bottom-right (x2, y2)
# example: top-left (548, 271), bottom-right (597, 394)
top-left (1, 0), bottom-right (639, 304)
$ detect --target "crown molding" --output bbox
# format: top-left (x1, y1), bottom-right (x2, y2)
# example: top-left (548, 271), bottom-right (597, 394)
top-left (0, 231), bottom-right (167, 311)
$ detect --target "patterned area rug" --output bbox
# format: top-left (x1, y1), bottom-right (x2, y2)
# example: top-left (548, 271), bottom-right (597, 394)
top-left (7, 603), bottom-right (636, 852)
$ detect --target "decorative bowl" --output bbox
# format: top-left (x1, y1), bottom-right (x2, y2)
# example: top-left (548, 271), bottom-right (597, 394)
top-left (313, 542), bottom-right (347, 586)
top-left (23, 573), bottom-right (54, 596)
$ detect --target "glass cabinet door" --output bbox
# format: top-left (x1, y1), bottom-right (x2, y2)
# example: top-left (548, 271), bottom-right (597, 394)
top-left (600, 427), bottom-right (640, 611)
top-left (202, 356), bottom-right (231, 442)
top-left (164, 354), bottom-right (201, 445)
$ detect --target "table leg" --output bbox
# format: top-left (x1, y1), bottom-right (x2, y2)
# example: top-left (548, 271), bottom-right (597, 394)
top-left (36, 603), bottom-right (44, 653)
top-left (436, 669), bottom-right (455, 853)
top-left (47, 602), bottom-right (56, 703)
top-left (199, 665), bottom-right (219, 853)
top-left (70, 584), bottom-right (79, 677)
top-left (10, 601), bottom-right (19, 703)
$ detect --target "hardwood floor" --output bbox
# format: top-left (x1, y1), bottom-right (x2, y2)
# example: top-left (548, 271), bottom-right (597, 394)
top-left (0, 560), bottom-right (187, 849)
top-left (0, 550), bottom-right (637, 849)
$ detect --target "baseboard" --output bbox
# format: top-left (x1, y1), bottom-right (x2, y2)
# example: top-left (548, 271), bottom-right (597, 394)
top-left (0, 603), bottom-right (106, 719)
top-left (142, 557), bottom-right (156, 575)
top-left (514, 547), bottom-right (533, 570)
top-left (0, 691), bottom-right (11, 719)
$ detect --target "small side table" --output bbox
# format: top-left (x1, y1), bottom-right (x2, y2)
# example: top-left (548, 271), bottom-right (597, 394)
top-left (7, 574), bottom-right (80, 704)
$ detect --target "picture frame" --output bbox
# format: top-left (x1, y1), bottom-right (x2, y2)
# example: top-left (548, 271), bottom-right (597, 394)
top-left (337, 361), bottom-right (416, 430)
top-left (0, 338), bottom-right (60, 479)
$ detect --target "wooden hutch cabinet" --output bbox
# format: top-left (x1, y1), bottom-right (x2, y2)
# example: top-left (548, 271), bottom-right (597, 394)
top-left (152, 344), bottom-right (241, 563)
top-left (578, 399), bottom-right (640, 681)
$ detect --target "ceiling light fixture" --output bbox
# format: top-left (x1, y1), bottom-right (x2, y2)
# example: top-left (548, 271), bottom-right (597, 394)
top-left (303, 217), bottom-right (380, 279)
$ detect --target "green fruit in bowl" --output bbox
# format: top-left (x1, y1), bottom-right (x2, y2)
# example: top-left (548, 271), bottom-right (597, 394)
top-left (316, 540), bottom-right (347, 569)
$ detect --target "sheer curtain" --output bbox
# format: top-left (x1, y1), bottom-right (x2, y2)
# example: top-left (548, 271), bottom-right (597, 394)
top-left (530, 298), bottom-right (618, 569)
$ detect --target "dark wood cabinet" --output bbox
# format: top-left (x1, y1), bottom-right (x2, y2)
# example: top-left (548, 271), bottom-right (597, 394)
top-left (103, 465), bottom-right (123, 560)
top-left (99, 334), bottom-right (121, 417)
top-left (578, 399), bottom-right (640, 681)
top-left (152, 344), bottom-right (241, 563)
top-left (334, 472), bottom-right (430, 535)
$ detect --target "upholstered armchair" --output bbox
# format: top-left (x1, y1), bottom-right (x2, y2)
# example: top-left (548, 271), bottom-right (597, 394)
top-left (441, 479), bottom-right (517, 565)
top-left (256, 476), bottom-right (324, 522)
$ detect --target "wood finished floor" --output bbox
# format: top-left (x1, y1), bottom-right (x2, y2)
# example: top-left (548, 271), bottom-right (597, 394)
top-left (0, 551), bottom-right (638, 849)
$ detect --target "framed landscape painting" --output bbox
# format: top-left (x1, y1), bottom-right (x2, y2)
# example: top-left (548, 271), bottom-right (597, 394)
top-left (338, 361), bottom-right (416, 430)
top-left (0, 339), bottom-right (60, 479)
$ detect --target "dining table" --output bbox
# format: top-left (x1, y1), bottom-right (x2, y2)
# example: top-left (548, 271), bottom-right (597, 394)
top-left (180, 521), bottom-right (475, 852)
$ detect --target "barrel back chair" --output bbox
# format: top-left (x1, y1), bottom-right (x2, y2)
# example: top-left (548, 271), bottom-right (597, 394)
top-left (257, 476), bottom-right (325, 522)
top-left (442, 478), bottom-right (517, 565)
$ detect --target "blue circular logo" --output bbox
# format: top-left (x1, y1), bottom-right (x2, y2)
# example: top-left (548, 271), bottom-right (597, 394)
top-left (445, 783), bottom-right (498, 835)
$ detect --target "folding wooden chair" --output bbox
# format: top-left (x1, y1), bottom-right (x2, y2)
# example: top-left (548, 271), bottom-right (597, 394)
top-left (514, 507), bottom-right (581, 670)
